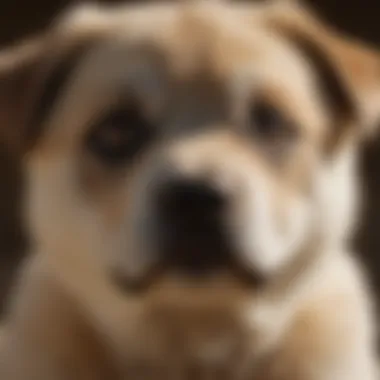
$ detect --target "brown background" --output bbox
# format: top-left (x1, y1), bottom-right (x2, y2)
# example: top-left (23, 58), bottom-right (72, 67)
top-left (0, 0), bottom-right (380, 316)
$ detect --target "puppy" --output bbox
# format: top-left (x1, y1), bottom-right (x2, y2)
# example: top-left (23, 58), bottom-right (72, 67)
top-left (0, 1), bottom-right (379, 379)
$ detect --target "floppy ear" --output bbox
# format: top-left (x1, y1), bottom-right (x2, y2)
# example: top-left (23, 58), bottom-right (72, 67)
top-left (0, 3), bottom-right (107, 157)
top-left (0, 36), bottom-right (47, 156)
top-left (264, 1), bottom-right (380, 142)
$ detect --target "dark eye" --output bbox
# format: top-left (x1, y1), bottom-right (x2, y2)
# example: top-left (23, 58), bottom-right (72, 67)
top-left (86, 105), bottom-right (154, 165)
top-left (249, 100), bottom-right (296, 142)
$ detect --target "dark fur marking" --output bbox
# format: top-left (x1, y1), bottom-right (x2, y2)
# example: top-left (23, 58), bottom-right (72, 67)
top-left (26, 44), bottom-right (93, 150)
top-left (280, 30), bottom-right (358, 153)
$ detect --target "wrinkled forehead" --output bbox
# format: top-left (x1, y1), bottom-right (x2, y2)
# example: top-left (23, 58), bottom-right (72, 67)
top-left (35, 2), bottom-right (325, 148)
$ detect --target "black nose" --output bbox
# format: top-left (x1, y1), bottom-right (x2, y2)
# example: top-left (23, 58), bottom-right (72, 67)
top-left (159, 179), bottom-right (224, 225)
top-left (156, 178), bottom-right (230, 276)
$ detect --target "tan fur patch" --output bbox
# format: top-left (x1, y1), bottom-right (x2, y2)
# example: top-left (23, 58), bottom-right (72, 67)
top-left (0, 1), bottom-right (379, 379)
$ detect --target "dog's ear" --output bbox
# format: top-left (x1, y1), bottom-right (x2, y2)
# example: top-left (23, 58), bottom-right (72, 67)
top-left (0, 3), bottom-right (106, 157)
top-left (0, 36), bottom-right (47, 156)
top-left (263, 1), bottom-right (380, 145)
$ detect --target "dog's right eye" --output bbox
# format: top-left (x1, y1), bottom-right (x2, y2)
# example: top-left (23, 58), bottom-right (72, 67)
top-left (249, 101), bottom-right (295, 141)
top-left (86, 106), bottom-right (154, 165)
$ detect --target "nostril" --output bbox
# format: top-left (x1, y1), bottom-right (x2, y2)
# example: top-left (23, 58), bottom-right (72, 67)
top-left (157, 179), bottom-right (225, 225)
top-left (155, 178), bottom-right (229, 275)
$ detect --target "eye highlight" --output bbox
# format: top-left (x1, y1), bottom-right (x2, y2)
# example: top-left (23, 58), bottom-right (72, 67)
top-left (86, 105), bottom-right (154, 165)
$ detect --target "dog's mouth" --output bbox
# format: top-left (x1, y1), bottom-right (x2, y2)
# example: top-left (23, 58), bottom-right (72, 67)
top-left (117, 180), bottom-right (264, 291)
top-left (114, 245), bottom-right (264, 295)
top-left (114, 178), bottom-right (264, 293)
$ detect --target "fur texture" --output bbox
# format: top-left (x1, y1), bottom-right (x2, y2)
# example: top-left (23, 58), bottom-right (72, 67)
top-left (0, 1), bottom-right (379, 379)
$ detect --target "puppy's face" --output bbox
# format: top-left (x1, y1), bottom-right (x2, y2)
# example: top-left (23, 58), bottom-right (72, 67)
top-left (2, 1), bottom-right (379, 301)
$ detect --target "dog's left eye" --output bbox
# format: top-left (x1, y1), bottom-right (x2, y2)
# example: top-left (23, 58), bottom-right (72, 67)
top-left (249, 101), bottom-right (297, 142)
top-left (86, 106), bottom-right (154, 164)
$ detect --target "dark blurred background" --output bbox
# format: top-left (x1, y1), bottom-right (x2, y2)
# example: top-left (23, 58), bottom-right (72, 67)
top-left (0, 0), bottom-right (380, 316)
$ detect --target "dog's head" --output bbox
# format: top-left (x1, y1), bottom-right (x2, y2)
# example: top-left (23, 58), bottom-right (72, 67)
top-left (1, 1), bottom-right (380, 300)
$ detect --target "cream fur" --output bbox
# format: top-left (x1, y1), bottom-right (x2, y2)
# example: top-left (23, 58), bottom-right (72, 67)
top-left (0, 1), bottom-right (379, 379)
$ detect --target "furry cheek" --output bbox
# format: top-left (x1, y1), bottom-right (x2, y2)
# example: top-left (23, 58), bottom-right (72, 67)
top-left (229, 171), bottom-right (314, 277)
